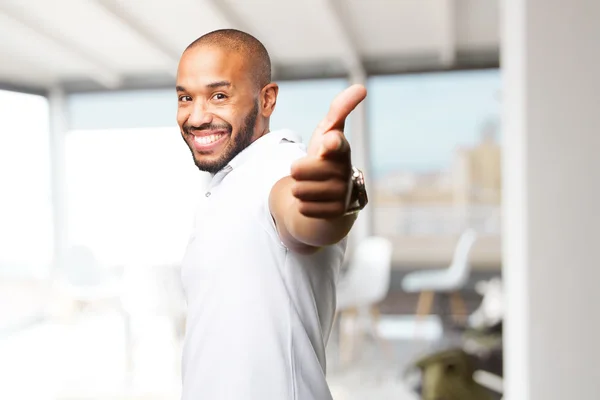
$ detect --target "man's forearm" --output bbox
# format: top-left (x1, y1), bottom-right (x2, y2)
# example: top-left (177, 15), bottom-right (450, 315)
top-left (270, 176), bottom-right (357, 254)
top-left (284, 204), bottom-right (357, 249)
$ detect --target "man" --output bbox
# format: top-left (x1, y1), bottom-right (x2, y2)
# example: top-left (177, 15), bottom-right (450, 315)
top-left (177, 28), bottom-right (368, 400)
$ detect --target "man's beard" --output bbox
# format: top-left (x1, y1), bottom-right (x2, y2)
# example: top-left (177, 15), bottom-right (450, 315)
top-left (183, 102), bottom-right (259, 174)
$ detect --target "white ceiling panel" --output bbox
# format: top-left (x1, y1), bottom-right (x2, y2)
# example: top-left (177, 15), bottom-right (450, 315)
top-left (102, 0), bottom-right (235, 57)
top-left (456, 0), bottom-right (500, 48)
top-left (0, 11), bottom-right (105, 85)
top-left (222, 0), bottom-right (350, 64)
top-left (0, 0), bottom-right (500, 91)
top-left (342, 0), bottom-right (444, 57)
top-left (0, 55), bottom-right (57, 88)
top-left (2, 0), bottom-right (172, 73)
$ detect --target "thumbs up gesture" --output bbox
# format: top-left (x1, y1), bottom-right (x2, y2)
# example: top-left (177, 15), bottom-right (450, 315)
top-left (290, 84), bottom-right (367, 219)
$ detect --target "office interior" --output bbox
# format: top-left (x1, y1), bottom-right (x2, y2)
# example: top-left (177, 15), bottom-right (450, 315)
top-left (0, 1), bottom-right (598, 399)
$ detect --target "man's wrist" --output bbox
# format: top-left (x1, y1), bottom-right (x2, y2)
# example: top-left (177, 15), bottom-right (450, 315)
top-left (344, 166), bottom-right (368, 216)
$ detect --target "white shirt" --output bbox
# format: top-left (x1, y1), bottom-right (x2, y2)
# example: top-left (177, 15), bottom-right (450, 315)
top-left (180, 129), bottom-right (346, 400)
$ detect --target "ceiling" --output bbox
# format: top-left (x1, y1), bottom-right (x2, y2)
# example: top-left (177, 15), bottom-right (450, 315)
top-left (0, 0), bottom-right (499, 94)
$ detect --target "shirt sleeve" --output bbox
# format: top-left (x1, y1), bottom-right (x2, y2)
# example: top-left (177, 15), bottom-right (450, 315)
top-left (256, 140), bottom-right (307, 247)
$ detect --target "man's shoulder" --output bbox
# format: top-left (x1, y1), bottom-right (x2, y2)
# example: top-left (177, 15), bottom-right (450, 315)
top-left (265, 128), bottom-right (303, 144)
top-left (267, 130), bottom-right (307, 159)
top-left (247, 130), bottom-right (306, 172)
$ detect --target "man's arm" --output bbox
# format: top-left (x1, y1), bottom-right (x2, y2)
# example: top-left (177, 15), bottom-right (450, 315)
top-left (268, 84), bottom-right (367, 254)
top-left (269, 176), bottom-right (357, 254)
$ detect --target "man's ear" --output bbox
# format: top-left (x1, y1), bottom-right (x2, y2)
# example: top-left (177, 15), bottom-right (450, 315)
top-left (260, 83), bottom-right (279, 118)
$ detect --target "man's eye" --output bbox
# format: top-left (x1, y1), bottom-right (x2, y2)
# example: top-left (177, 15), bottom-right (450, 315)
top-left (179, 95), bottom-right (192, 102)
top-left (213, 93), bottom-right (227, 100)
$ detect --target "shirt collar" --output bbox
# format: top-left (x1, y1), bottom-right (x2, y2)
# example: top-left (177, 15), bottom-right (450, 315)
top-left (226, 129), bottom-right (302, 170)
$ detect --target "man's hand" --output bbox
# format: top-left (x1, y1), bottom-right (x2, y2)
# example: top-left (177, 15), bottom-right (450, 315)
top-left (289, 84), bottom-right (367, 219)
top-left (269, 84), bottom-right (367, 254)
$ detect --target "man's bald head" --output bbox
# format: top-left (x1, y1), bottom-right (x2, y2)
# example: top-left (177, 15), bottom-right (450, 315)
top-left (185, 29), bottom-right (271, 90)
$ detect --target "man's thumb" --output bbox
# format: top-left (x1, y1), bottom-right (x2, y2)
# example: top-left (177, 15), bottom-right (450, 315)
top-left (319, 84), bottom-right (367, 132)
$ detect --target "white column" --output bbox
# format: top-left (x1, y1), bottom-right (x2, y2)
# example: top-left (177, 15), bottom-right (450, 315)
top-left (349, 69), bottom-right (373, 244)
top-left (502, 1), bottom-right (600, 399)
top-left (48, 87), bottom-right (69, 276)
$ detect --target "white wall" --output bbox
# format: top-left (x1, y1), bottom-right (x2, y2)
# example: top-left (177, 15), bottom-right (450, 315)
top-left (502, 0), bottom-right (600, 398)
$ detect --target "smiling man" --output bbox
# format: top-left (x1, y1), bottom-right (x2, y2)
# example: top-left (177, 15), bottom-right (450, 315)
top-left (177, 29), bottom-right (368, 400)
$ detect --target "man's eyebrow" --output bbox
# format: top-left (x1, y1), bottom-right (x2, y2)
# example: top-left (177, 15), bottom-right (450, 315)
top-left (206, 80), bottom-right (232, 89)
top-left (176, 81), bottom-right (232, 92)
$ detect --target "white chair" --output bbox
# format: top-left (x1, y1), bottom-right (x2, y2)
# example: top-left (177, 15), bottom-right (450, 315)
top-left (52, 245), bottom-right (133, 382)
top-left (55, 245), bottom-right (124, 315)
top-left (119, 263), bottom-right (187, 383)
top-left (468, 277), bottom-right (503, 330)
top-left (401, 229), bottom-right (478, 326)
top-left (335, 236), bottom-right (393, 363)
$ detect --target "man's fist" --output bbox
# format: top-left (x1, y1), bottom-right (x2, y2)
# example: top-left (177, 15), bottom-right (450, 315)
top-left (290, 84), bottom-right (367, 219)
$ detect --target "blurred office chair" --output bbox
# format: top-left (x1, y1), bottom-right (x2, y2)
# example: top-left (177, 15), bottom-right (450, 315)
top-left (401, 229), bottom-right (478, 331)
top-left (56, 244), bottom-right (125, 315)
top-left (335, 236), bottom-right (393, 364)
top-left (120, 263), bottom-right (187, 381)
top-left (468, 277), bottom-right (503, 330)
top-left (53, 245), bottom-right (133, 382)
top-left (120, 263), bottom-right (186, 337)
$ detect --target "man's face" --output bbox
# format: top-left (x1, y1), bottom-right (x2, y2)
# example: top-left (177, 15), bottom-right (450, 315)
top-left (176, 46), bottom-right (261, 173)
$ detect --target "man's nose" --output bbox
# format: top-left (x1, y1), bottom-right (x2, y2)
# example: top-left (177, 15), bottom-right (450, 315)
top-left (187, 102), bottom-right (213, 127)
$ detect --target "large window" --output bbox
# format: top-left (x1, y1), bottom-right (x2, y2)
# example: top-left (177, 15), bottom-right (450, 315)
top-left (65, 127), bottom-right (203, 267)
top-left (0, 90), bottom-right (52, 278)
top-left (64, 79), bottom-right (349, 267)
top-left (272, 79), bottom-right (349, 143)
top-left (368, 69), bottom-right (501, 245)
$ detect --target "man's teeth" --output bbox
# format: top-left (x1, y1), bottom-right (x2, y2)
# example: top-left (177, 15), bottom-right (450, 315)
top-left (194, 134), bottom-right (224, 145)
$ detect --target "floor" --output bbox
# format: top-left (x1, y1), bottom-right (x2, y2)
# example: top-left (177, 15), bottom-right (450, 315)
top-left (0, 278), bottom-right (48, 335)
top-left (0, 311), bottom-right (446, 400)
top-left (326, 316), bottom-right (443, 400)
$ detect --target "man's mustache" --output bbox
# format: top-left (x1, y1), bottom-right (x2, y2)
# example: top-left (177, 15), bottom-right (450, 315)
top-left (183, 123), bottom-right (232, 135)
